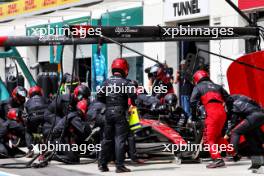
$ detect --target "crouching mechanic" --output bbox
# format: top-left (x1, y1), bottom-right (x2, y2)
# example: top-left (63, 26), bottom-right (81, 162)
top-left (225, 94), bottom-right (264, 171)
top-left (0, 86), bottom-right (27, 121)
top-left (43, 84), bottom-right (90, 140)
top-left (87, 99), bottom-right (106, 168)
top-left (190, 70), bottom-right (233, 168)
top-left (24, 86), bottom-right (48, 157)
top-left (162, 93), bottom-right (189, 127)
top-left (136, 93), bottom-right (161, 119)
top-left (52, 100), bottom-right (91, 163)
top-left (0, 108), bottom-right (25, 157)
top-left (97, 58), bottom-right (137, 173)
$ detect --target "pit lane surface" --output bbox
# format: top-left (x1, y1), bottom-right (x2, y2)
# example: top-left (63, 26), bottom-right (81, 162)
top-left (0, 157), bottom-right (258, 176)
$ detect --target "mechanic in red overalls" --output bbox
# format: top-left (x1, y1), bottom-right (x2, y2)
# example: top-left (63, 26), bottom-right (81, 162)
top-left (190, 70), bottom-right (232, 168)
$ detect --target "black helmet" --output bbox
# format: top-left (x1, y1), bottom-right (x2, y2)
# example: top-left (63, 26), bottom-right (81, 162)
top-left (74, 85), bottom-right (91, 101)
top-left (164, 93), bottom-right (178, 107)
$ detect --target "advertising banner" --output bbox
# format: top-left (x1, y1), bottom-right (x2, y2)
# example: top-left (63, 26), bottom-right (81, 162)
top-left (0, 0), bottom-right (99, 21)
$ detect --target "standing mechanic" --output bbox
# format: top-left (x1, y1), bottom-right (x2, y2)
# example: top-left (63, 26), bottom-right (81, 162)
top-left (225, 94), bottom-right (264, 172)
top-left (190, 70), bottom-right (232, 168)
top-left (175, 60), bottom-right (193, 117)
top-left (97, 58), bottom-right (137, 173)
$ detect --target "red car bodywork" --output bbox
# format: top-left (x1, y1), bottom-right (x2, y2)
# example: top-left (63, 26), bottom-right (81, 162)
top-left (140, 119), bottom-right (187, 145)
top-left (227, 50), bottom-right (264, 133)
top-left (227, 51), bottom-right (264, 106)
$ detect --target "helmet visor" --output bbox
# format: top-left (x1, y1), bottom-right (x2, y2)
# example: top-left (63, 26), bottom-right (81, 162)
top-left (16, 89), bottom-right (27, 103)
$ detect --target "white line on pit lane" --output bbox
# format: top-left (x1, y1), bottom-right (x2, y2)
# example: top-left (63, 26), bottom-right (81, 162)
top-left (0, 171), bottom-right (19, 176)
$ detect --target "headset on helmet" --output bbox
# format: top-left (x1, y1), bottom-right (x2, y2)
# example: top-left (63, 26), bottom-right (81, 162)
top-left (74, 85), bottom-right (91, 101)
top-left (111, 58), bottom-right (129, 77)
top-left (76, 99), bottom-right (88, 117)
top-left (12, 86), bottom-right (27, 104)
top-left (193, 70), bottom-right (209, 85)
top-left (29, 86), bottom-right (43, 98)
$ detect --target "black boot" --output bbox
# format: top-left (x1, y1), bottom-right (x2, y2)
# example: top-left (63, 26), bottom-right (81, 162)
top-left (206, 159), bottom-right (225, 168)
top-left (116, 166), bottom-right (131, 173)
top-left (248, 164), bottom-right (261, 170)
top-left (233, 154), bottom-right (242, 162)
top-left (99, 165), bottom-right (109, 172)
